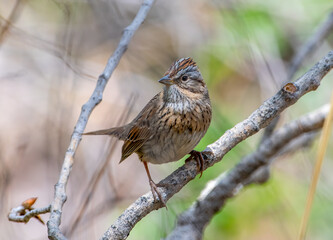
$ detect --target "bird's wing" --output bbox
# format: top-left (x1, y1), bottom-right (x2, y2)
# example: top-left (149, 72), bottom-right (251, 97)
top-left (120, 125), bottom-right (152, 163)
top-left (119, 92), bottom-right (163, 163)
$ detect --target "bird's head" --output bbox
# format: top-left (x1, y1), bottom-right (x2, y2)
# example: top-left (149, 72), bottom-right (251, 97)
top-left (159, 57), bottom-right (207, 95)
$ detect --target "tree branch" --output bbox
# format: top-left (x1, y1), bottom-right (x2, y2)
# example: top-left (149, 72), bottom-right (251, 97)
top-left (46, 1), bottom-right (156, 239)
top-left (259, 10), bottom-right (333, 156)
top-left (65, 94), bottom-right (137, 237)
top-left (243, 130), bottom-right (318, 186)
top-left (164, 12), bottom-right (333, 238)
top-left (102, 51), bottom-right (333, 240)
top-left (255, 10), bottom-right (333, 192)
top-left (8, 205), bottom-right (51, 224)
top-left (165, 104), bottom-right (330, 240)
top-left (8, 197), bottom-right (50, 224)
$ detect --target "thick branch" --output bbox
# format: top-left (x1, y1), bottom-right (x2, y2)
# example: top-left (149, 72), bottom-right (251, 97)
top-left (260, 10), bottom-right (333, 154)
top-left (165, 104), bottom-right (330, 240)
top-left (102, 51), bottom-right (333, 240)
top-left (46, 1), bottom-right (155, 239)
top-left (166, 11), bottom-right (333, 236)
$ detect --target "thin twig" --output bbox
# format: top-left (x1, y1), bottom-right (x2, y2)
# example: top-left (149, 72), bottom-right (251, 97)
top-left (0, 0), bottom-right (25, 47)
top-left (101, 51), bottom-right (333, 240)
top-left (0, 13), bottom-right (95, 80)
top-left (245, 130), bottom-right (319, 186)
top-left (65, 94), bottom-right (137, 237)
top-left (165, 104), bottom-right (330, 240)
top-left (298, 92), bottom-right (333, 240)
top-left (8, 205), bottom-right (51, 223)
top-left (46, 1), bottom-right (155, 239)
top-left (288, 11), bottom-right (333, 80)
top-left (277, 131), bottom-right (317, 156)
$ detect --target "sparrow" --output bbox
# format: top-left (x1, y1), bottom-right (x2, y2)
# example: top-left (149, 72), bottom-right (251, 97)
top-left (84, 57), bottom-right (212, 206)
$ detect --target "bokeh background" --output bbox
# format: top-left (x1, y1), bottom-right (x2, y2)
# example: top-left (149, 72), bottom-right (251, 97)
top-left (1, 0), bottom-right (333, 239)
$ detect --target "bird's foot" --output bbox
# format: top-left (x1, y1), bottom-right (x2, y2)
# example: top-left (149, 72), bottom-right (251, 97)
top-left (186, 150), bottom-right (205, 178)
top-left (149, 180), bottom-right (167, 209)
top-left (143, 161), bottom-right (167, 208)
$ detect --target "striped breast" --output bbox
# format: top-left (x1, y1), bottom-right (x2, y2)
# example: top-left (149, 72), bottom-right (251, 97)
top-left (139, 99), bottom-right (212, 164)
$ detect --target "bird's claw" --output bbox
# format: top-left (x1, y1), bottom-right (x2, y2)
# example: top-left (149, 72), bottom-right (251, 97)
top-left (187, 150), bottom-right (205, 178)
top-left (149, 180), bottom-right (167, 209)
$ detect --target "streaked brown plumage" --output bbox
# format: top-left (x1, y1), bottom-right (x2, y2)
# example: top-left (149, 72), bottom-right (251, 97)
top-left (84, 57), bottom-right (212, 206)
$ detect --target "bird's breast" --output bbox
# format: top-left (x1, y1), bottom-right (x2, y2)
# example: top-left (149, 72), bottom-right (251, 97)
top-left (163, 101), bottom-right (210, 134)
top-left (140, 100), bottom-right (211, 164)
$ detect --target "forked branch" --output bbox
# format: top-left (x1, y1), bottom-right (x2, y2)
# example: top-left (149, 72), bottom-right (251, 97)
top-left (8, 197), bottom-right (50, 224)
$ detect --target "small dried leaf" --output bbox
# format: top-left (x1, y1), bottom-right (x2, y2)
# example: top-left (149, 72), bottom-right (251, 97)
top-left (283, 83), bottom-right (297, 93)
top-left (22, 197), bottom-right (37, 209)
top-left (34, 215), bottom-right (45, 225)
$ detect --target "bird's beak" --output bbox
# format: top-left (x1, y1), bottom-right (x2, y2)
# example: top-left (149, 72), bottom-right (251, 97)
top-left (158, 75), bottom-right (173, 85)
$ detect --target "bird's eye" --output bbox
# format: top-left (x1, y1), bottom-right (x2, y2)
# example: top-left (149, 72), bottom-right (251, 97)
top-left (181, 75), bottom-right (188, 81)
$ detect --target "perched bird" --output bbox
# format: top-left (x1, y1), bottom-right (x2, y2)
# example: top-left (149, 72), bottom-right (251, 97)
top-left (84, 57), bottom-right (212, 206)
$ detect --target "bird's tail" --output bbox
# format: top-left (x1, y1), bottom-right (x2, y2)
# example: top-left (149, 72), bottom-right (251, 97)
top-left (83, 126), bottom-right (127, 140)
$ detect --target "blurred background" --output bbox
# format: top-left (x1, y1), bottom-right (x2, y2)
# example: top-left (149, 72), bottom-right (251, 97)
top-left (1, 0), bottom-right (333, 239)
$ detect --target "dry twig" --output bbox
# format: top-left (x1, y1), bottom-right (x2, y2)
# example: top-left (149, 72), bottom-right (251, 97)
top-left (288, 11), bottom-right (333, 80)
top-left (65, 94), bottom-right (137, 237)
top-left (8, 197), bottom-right (51, 224)
top-left (298, 93), bottom-right (333, 240)
top-left (46, 1), bottom-right (156, 239)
